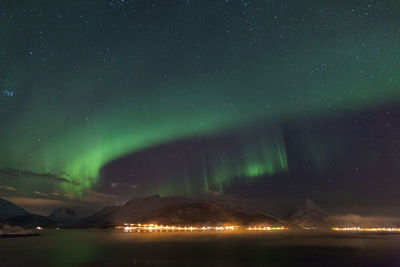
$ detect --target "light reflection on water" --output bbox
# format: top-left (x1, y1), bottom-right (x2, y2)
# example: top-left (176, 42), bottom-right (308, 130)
top-left (1, 230), bottom-right (400, 266)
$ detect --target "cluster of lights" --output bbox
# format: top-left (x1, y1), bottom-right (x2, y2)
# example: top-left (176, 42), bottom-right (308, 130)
top-left (247, 226), bottom-right (286, 231)
top-left (116, 223), bottom-right (287, 232)
top-left (117, 224), bottom-right (238, 232)
top-left (332, 227), bottom-right (400, 232)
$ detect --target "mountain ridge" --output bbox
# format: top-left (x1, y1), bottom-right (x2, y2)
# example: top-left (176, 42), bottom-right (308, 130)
top-left (0, 198), bottom-right (30, 220)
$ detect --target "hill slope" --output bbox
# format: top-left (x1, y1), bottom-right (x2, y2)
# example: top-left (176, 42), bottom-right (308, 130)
top-left (76, 195), bottom-right (195, 227)
top-left (0, 198), bottom-right (30, 220)
top-left (140, 202), bottom-right (285, 226)
top-left (4, 214), bottom-right (58, 229)
top-left (48, 208), bottom-right (76, 223)
top-left (287, 199), bottom-right (333, 229)
top-left (77, 195), bottom-right (287, 227)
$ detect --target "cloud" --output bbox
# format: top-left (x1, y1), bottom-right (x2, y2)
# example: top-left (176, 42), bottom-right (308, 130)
top-left (82, 190), bottom-right (118, 203)
top-left (86, 190), bottom-right (118, 199)
top-left (64, 193), bottom-right (75, 199)
top-left (111, 182), bottom-right (139, 189)
top-left (114, 200), bottom-right (126, 206)
top-left (33, 190), bottom-right (49, 196)
top-left (0, 168), bottom-right (80, 186)
top-left (0, 185), bottom-right (16, 191)
top-left (206, 189), bottom-right (221, 196)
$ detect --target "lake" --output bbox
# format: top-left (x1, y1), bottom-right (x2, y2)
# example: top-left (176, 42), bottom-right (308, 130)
top-left (1, 230), bottom-right (400, 266)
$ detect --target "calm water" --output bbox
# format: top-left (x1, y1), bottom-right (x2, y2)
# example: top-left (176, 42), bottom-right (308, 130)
top-left (1, 230), bottom-right (400, 266)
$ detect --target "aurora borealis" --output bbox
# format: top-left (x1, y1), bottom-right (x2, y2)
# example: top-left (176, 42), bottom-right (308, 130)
top-left (1, 0), bottom-right (400, 214)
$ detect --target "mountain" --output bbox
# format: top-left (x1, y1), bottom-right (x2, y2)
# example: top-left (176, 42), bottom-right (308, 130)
top-left (76, 195), bottom-right (287, 227)
top-left (48, 208), bottom-right (76, 223)
top-left (0, 198), bottom-right (30, 220)
top-left (109, 194), bottom-right (196, 224)
top-left (0, 198), bottom-right (59, 229)
top-left (287, 199), bottom-right (333, 229)
top-left (76, 195), bottom-right (195, 227)
top-left (76, 206), bottom-right (121, 228)
top-left (4, 214), bottom-right (58, 229)
top-left (139, 202), bottom-right (286, 226)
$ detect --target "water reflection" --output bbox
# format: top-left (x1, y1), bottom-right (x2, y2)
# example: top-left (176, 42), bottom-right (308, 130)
top-left (1, 230), bottom-right (400, 266)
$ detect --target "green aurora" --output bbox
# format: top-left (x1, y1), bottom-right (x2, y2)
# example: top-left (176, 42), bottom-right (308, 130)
top-left (1, 0), bottom-right (400, 198)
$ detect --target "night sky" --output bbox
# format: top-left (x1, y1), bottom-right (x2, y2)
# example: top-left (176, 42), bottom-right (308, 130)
top-left (1, 0), bottom-right (400, 215)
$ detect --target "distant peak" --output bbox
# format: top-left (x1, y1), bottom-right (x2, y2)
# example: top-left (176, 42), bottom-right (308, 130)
top-left (49, 208), bottom-right (76, 219)
top-left (304, 198), bottom-right (328, 214)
